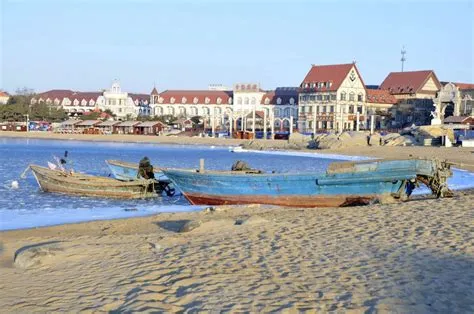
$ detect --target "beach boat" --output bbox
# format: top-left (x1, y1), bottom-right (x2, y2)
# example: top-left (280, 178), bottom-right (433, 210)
top-left (106, 159), bottom-right (167, 181)
top-left (161, 159), bottom-right (453, 207)
top-left (29, 165), bottom-right (160, 199)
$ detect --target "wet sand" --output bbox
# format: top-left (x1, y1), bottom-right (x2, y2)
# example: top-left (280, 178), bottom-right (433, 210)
top-left (2, 131), bottom-right (474, 171)
top-left (0, 190), bottom-right (473, 312)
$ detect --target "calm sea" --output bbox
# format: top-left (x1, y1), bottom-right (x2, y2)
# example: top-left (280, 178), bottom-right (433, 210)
top-left (1, 137), bottom-right (473, 231)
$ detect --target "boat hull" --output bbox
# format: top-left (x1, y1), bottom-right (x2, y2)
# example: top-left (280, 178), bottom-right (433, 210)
top-left (162, 159), bottom-right (452, 207)
top-left (183, 192), bottom-right (378, 207)
top-left (30, 165), bottom-right (157, 199)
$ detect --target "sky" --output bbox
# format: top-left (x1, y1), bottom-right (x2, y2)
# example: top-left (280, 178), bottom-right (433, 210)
top-left (1, 0), bottom-right (473, 94)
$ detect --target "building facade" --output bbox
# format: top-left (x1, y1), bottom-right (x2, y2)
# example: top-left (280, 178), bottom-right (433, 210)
top-left (298, 63), bottom-right (367, 133)
top-left (149, 83), bottom-right (298, 136)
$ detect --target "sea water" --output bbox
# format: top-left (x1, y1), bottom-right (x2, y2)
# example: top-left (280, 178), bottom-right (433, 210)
top-left (0, 137), bottom-right (473, 231)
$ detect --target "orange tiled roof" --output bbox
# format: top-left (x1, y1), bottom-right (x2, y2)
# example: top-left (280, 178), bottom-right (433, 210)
top-left (366, 89), bottom-right (397, 104)
top-left (158, 90), bottom-right (232, 105)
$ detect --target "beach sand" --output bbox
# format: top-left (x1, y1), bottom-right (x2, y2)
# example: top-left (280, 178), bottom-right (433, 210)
top-left (1, 190), bottom-right (473, 312)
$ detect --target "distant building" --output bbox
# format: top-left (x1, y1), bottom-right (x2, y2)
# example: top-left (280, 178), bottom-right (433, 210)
top-left (31, 80), bottom-right (148, 119)
top-left (149, 83), bottom-right (298, 136)
top-left (0, 91), bottom-right (10, 104)
top-left (379, 70), bottom-right (441, 127)
top-left (298, 63), bottom-right (367, 133)
top-left (440, 82), bottom-right (474, 116)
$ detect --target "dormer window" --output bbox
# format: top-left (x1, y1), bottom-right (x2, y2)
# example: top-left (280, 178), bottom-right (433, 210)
top-left (264, 97), bottom-right (270, 105)
top-left (216, 97), bottom-right (222, 104)
top-left (205, 97), bottom-right (210, 104)
top-left (170, 97), bottom-right (175, 104)
top-left (276, 97), bottom-right (282, 105)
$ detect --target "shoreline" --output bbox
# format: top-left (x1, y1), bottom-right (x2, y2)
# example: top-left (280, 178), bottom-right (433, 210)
top-left (2, 131), bottom-right (474, 171)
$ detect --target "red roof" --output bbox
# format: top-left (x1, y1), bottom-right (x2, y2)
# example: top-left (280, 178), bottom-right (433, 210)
top-left (300, 63), bottom-right (363, 92)
top-left (35, 90), bottom-right (101, 101)
top-left (158, 90), bottom-right (233, 105)
top-left (452, 82), bottom-right (474, 90)
top-left (0, 91), bottom-right (10, 97)
top-left (150, 87), bottom-right (159, 95)
top-left (380, 70), bottom-right (440, 94)
top-left (366, 89), bottom-right (397, 104)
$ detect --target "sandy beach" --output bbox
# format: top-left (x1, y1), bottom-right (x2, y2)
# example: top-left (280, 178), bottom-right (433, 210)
top-left (2, 131), bottom-right (474, 171)
top-left (0, 190), bottom-right (473, 312)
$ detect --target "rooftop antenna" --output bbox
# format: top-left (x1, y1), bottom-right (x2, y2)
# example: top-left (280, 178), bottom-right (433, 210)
top-left (401, 46), bottom-right (407, 72)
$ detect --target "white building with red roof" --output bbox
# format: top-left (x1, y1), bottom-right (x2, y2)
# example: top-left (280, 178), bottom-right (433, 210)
top-left (32, 80), bottom-right (149, 119)
top-left (298, 62), bottom-right (367, 133)
top-left (150, 83), bottom-right (298, 136)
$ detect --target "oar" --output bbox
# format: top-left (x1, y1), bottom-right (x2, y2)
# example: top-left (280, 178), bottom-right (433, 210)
top-left (20, 165), bottom-right (31, 179)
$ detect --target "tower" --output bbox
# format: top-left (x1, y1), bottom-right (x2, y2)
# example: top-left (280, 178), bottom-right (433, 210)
top-left (400, 46), bottom-right (407, 72)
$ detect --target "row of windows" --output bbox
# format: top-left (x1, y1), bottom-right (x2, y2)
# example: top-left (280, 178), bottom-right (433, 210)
top-left (300, 105), bottom-right (364, 114)
top-left (341, 92), bottom-right (364, 102)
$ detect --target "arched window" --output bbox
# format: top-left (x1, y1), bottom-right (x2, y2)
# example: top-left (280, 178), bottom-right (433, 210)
top-left (244, 97), bottom-right (249, 105)
top-left (289, 97), bottom-right (295, 105)
top-left (264, 97), bottom-right (270, 105)
top-left (237, 97), bottom-right (242, 105)
top-left (181, 97), bottom-right (187, 104)
top-left (170, 97), bottom-right (175, 104)
top-left (251, 97), bottom-right (256, 105)
top-left (277, 97), bottom-right (282, 105)
top-left (216, 97), bottom-right (222, 104)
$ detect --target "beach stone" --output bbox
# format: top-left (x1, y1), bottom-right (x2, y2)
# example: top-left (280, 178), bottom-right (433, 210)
top-left (179, 220), bottom-right (202, 233)
top-left (14, 241), bottom-right (64, 269)
top-left (235, 216), bottom-right (268, 226)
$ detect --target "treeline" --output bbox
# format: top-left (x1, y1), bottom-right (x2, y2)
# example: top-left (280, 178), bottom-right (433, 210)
top-left (0, 88), bottom-right (68, 122)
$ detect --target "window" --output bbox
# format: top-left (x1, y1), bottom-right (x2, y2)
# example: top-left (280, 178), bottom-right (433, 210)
top-left (316, 106), bottom-right (320, 113)
top-left (340, 93), bottom-right (346, 101)
top-left (358, 94), bottom-right (363, 102)
top-left (331, 94), bottom-right (336, 101)
top-left (300, 106), bottom-right (305, 113)
top-left (237, 97), bottom-right (242, 105)
top-left (330, 106), bottom-right (334, 113)
top-left (349, 93), bottom-right (355, 101)
top-left (308, 106), bottom-right (312, 113)
top-left (323, 95), bottom-right (330, 101)
top-left (251, 97), bottom-right (256, 105)
top-left (316, 95), bottom-right (322, 101)
top-left (244, 97), bottom-right (249, 105)
top-left (310, 95), bottom-right (316, 101)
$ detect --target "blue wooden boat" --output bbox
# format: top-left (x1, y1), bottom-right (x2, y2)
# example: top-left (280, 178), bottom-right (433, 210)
top-left (106, 159), bottom-right (167, 181)
top-left (161, 159), bottom-right (453, 207)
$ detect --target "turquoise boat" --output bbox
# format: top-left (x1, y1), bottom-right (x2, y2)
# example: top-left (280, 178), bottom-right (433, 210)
top-left (161, 159), bottom-right (453, 207)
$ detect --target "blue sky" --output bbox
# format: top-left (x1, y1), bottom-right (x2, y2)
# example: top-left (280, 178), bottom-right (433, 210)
top-left (1, 0), bottom-right (473, 94)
